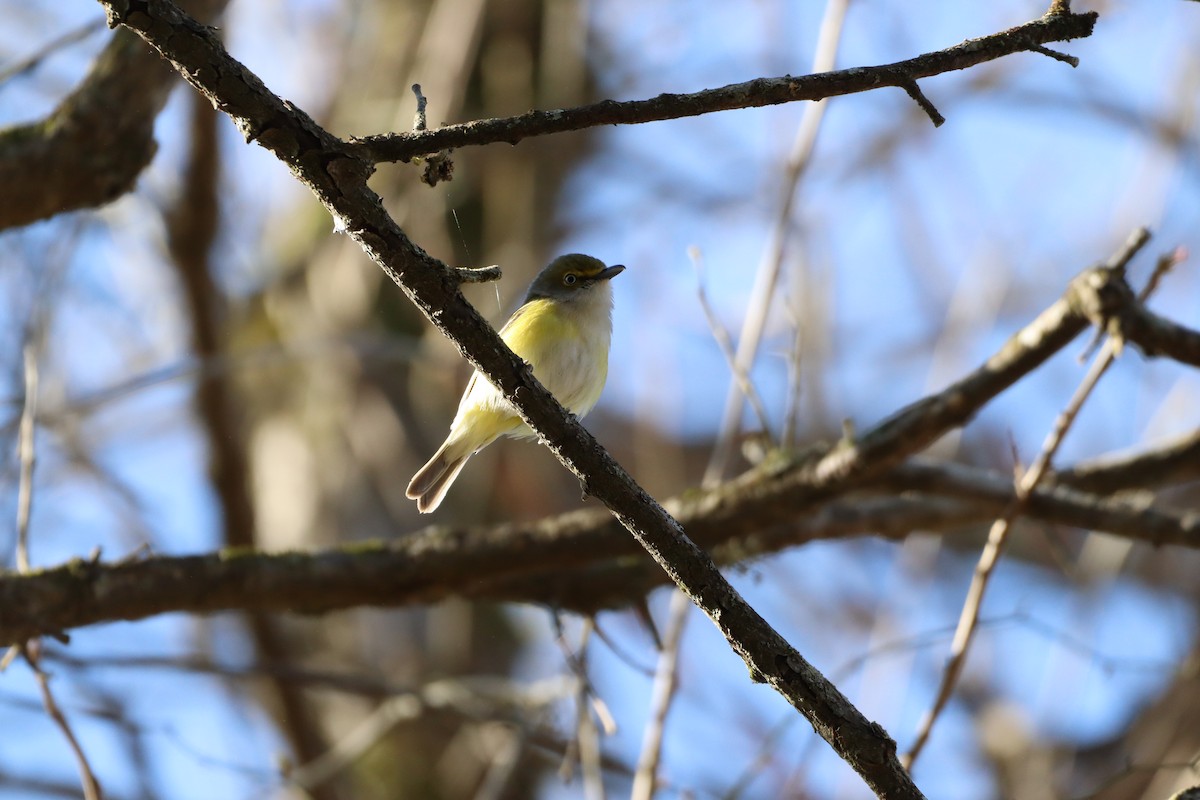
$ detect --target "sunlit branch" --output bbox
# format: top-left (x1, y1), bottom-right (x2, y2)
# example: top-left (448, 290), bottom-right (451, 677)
top-left (94, 1), bottom-right (929, 795)
top-left (352, 9), bottom-right (1097, 162)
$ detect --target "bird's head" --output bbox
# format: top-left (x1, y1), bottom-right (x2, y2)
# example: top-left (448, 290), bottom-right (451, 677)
top-left (525, 254), bottom-right (625, 304)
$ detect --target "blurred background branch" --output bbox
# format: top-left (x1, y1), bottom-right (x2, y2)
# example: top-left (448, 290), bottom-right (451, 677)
top-left (0, 0), bottom-right (226, 230)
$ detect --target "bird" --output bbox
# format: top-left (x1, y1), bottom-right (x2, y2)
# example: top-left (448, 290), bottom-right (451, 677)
top-left (406, 253), bottom-right (625, 513)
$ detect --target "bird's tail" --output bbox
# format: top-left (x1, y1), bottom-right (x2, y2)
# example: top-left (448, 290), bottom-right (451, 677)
top-left (406, 441), bottom-right (472, 514)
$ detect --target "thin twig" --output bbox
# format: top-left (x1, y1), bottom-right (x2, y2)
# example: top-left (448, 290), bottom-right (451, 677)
top-left (352, 9), bottom-right (1097, 162)
top-left (15, 344), bottom-right (38, 573)
top-left (722, 714), bottom-right (798, 800)
top-left (409, 82), bottom-right (454, 185)
top-left (0, 18), bottom-right (106, 86)
top-left (781, 290), bottom-right (808, 448)
top-left (451, 264), bottom-right (503, 284)
top-left (1029, 45), bottom-right (1079, 67)
top-left (903, 227), bottom-right (1158, 768)
top-left (3, 346), bottom-right (40, 673)
top-left (24, 643), bottom-right (102, 800)
top-left (901, 80), bottom-right (945, 126)
top-left (631, 590), bottom-right (691, 800)
top-left (689, 247), bottom-right (775, 464)
top-left (411, 83), bottom-right (428, 131)
top-left (554, 618), bottom-right (606, 800)
top-left (708, 0), bottom-right (852, 479)
top-left (287, 693), bottom-right (422, 789)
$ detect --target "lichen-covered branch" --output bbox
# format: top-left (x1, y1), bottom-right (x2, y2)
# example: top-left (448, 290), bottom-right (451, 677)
top-left (0, 0), bottom-right (226, 230)
top-left (2, 447), bottom-right (1198, 640)
top-left (93, 1), bottom-right (934, 795)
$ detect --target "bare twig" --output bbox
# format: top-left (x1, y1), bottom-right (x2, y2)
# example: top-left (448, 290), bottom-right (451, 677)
top-left (708, 0), bottom-right (852, 479)
top-left (631, 590), bottom-right (691, 800)
top-left (24, 643), bottom-right (102, 800)
top-left (287, 675), bottom-right (574, 789)
top-left (903, 227), bottom-right (1157, 768)
top-left (451, 264), bottom-right (503, 284)
top-left (554, 618), bottom-right (607, 799)
top-left (286, 694), bottom-right (421, 789)
top-left (3, 345), bottom-right (41, 673)
top-left (0, 18), bottom-right (106, 86)
top-left (1029, 45), bottom-right (1079, 67)
top-left (781, 288), bottom-right (810, 448)
top-left (901, 80), bottom-right (946, 126)
top-left (689, 247), bottom-right (774, 456)
top-left (472, 726), bottom-right (525, 800)
top-left (722, 715), bottom-right (798, 800)
top-left (352, 9), bottom-right (1097, 163)
top-left (15, 345), bottom-right (38, 573)
top-left (411, 83), bottom-right (428, 131)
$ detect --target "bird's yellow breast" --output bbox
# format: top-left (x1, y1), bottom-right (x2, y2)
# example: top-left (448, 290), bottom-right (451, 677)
top-left (447, 294), bottom-right (613, 450)
top-left (502, 297), bottom-right (610, 408)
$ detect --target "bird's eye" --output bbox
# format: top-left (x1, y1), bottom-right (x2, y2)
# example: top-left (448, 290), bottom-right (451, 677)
top-left (563, 273), bottom-right (578, 286)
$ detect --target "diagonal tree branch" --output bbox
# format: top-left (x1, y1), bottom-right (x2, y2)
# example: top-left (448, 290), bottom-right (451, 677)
top-left (89, 1), bottom-right (953, 796)
top-left (352, 8), bottom-right (1097, 161)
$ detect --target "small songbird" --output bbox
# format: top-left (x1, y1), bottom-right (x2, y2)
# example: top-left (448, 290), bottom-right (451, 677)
top-left (406, 253), bottom-right (625, 513)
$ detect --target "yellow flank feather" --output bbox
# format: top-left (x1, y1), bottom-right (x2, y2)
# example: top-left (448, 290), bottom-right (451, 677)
top-left (503, 298), bottom-right (577, 366)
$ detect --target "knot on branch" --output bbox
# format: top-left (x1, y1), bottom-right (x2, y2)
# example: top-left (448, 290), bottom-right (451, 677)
top-left (419, 151), bottom-right (455, 186)
top-left (410, 84), bottom-right (455, 186)
top-left (1067, 266), bottom-right (1136, 335)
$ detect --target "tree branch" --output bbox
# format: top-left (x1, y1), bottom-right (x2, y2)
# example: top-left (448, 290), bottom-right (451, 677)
top-left (92, 1), bottom-right (940, 795)
top-left (2, 451), bottom-right (1198, 637)
top-left (1096, 287), bottom-right (1200, 367)
top-left (1053, 427), bottom-right (1200, 492)
top-left (0, 0), bottom-right (226, 230)
top-left (352, 9), bottom-right (1097, 162)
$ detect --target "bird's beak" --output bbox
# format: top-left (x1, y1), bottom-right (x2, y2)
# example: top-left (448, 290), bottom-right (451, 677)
top-left (595, 264), bottom-right (625, 281)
